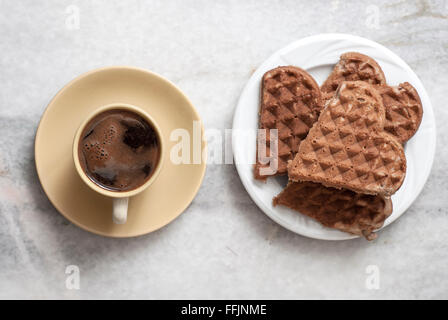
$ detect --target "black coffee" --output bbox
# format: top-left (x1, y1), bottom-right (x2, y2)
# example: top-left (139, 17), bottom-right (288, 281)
top-left (78, 109), bottom-right (160, 191)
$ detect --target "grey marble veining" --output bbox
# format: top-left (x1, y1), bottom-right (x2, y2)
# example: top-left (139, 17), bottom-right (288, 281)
top-left (0, 0), bottom-right (447, 299)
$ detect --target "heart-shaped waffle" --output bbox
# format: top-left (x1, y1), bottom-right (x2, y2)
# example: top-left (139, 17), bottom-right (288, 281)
top-left (254, 66), bottom-right (322, 180)
top-left (321, 52), bottom-right (423, 144)
top-left (273, 181), bottom-right (392, 240)
top-left (378, 82), bottom-right (423, 144)
top-left (288, 81), bottom-right (406, 196)
top-left (321, 52), bottom-right (386, 101)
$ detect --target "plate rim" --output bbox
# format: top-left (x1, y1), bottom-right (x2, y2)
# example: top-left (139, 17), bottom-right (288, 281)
top-left (34, 65), bottom-right (207, 238)
top-left (232, 33), bottom-right (436, 240)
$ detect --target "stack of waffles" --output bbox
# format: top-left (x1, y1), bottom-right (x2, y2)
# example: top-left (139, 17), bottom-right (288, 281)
top-left (255, 52), bottom-right (423, 240)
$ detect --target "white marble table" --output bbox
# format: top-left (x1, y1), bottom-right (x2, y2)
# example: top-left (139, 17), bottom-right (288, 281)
top-left (0, 0), bottom-right (447, 299)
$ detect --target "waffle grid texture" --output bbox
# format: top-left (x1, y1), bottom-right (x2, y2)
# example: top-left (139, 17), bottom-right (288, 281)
top-left (254, 66), bottom-right (322, 180)
top-left (288, 81), bottom-right (406, 196)
top-left (273, 181), bottom-right (392, 240)
top-left (321, 51), bottom-right (386, 99)
top-left (321, 52), bottom-right (422, 144)
top-left (379, 82), bottom-right (423, 143)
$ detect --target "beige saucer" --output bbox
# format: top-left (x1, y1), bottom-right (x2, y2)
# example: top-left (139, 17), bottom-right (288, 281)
top-left (35, 66), bottom-right (207, 237)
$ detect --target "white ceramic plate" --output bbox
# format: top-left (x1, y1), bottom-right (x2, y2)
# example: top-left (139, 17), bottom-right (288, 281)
top-left (232, 34), bottom-right (436, 240)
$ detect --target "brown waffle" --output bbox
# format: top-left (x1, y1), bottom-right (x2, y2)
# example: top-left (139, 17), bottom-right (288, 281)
top-left (321, 52), bottom-right (386, 101)
top-left (288, 81), bottom-right (406, 196)
top-left (273, 181), bottom-right (392, 240)
top-left (254, 66), bottom-right (322, 180)
top-left (321, 52), bottom-right (423, 143)
top-left (378, 82), bottom-right (423, 144)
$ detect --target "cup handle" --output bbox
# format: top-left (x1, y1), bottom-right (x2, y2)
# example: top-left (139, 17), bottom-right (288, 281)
top-left (113, 198), bottom-right (129, 224)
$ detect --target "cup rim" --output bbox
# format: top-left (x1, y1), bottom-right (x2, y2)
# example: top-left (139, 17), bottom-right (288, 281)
top-left (73, 103), bottom-right (164, 198)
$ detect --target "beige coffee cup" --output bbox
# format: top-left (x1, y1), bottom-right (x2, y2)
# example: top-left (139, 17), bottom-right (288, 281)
top-left (73, 103), bottom-right (164, 224)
